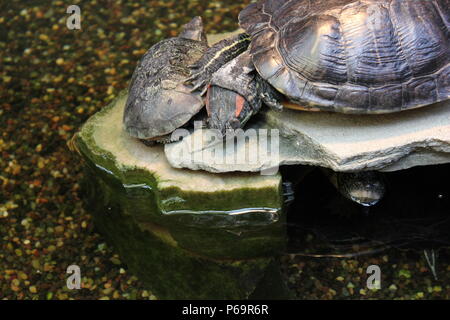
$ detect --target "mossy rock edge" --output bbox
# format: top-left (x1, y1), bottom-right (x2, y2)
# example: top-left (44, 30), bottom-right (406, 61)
top-left (72, 92), bottom-right (288, 299)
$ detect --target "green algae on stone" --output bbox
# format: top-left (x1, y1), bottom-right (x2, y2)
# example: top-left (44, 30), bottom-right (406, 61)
top-left (71, 91), bottom-right (286, 298)
top-left (82, 169), bottom-right (280, 299)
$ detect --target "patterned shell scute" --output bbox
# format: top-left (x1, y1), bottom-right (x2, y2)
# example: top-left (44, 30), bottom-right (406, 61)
top-left (239, 0), bottom-right (450, 113)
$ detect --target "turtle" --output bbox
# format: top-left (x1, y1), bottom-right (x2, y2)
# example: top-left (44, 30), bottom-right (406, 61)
top-left (324, 169), bottom-right (386, 207)
top-left (123, 17), bottom-right (209, 143)
top-left (238, 0), bottom-right (449, 113)
top-left (187, 0), bottom-right (449, 123)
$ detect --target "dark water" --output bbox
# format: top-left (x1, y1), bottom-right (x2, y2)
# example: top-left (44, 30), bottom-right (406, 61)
top-left (283, 164), bottom-right (450, 257)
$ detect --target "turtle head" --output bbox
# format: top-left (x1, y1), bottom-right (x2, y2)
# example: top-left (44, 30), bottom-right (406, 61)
top-left (336, 171), bottom-right (386, 207)
top-left (206, 85), bottom-right (255, 136)
top-left (179, 16), bottom-right (208, 44)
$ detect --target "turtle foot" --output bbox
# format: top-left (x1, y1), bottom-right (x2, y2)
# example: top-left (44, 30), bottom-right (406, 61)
top-left (184, 71), bottom-right (209, 95)
top-left (262, 92), bottom-right (284, 112)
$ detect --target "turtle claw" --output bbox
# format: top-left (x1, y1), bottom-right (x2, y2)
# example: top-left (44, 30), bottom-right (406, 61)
top-left (140, 133), bottom-right (184, 146)
top-left (155, 134), bottom-right (184, 144)
top-left (140, 139), bottom-right (158, 147)
top-left (191, 78), bottom-right (208, 93)
top-left (185, 72), bottom-right (209, 94)
top-left (266, 99), bottom-right (284, 112)
top-left (261, 92), bottom-right (283, 112)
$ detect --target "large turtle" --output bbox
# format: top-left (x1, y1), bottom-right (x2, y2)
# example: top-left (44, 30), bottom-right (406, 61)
top-left (237, 0), bottom-right (449, 114)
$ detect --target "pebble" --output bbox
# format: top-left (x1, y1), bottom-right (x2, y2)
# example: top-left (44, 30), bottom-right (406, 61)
top-left (399, 269), bottom-right (412, 279)
top-left (433, 286), bottom-right (442, 293)
top-left (55, 225), bottom-right (64, 234)
top-left (389, 284), bottom-right (397, 291)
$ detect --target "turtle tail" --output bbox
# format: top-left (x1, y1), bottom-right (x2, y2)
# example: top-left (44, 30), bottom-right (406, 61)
top-left (184, 33), bottom-right (251, 95)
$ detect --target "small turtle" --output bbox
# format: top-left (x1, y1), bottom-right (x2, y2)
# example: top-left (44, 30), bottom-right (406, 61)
top-left (325, 170), bottom-right (386, 207)
top-left (283, 166), bottom-right (386, 207)
top-left (123, 17), bottom-right (209, 143)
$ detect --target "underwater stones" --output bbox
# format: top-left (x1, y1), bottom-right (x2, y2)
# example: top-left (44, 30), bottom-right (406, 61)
top-left (165, 99), bottom-right (450, 173)
top-left (71, 92), bottom-right (286, 299)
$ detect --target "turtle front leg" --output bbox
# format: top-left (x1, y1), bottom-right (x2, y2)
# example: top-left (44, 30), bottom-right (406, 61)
top-left (206, 84), bottom-right (258, 135)
top-left (213, 56), bottom-right (284, 113)
top-left (205, 50), bottom-right (284, 135)
top-left (257, 76), bottom-right (284, 111)
top-left (185, 33), bottom-right (250, 94)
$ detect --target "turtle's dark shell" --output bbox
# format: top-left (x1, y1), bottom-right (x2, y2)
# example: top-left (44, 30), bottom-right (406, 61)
top-left (239, 0), bottom-right (450, 113)
top-left (124, 38), bottom-right (207, 139)
top-left (124, 17), bottom-right (208, 140)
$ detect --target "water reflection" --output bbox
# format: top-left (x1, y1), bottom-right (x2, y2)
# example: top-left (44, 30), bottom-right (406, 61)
top-left (283, 163), bottom-right (450, 258)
